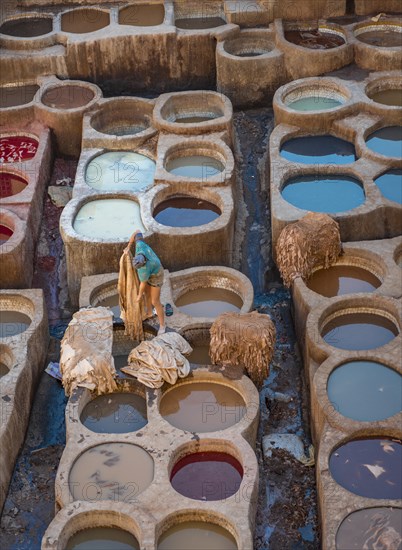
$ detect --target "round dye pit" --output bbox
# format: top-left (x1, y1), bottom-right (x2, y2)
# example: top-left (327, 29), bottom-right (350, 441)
top-left (97, 295), bottom-right (121, 321)
top-left (170, 452), bottom-right (243, 500)
top-left (280, 136), bottom-right (356, 165)
top-left (285, 88), bottom-right (345, 111)
top-left (66, 527), bottom-right (140, 550)
top-left (223, 37), bottom-right (272, 57)
top-left (355, 26), bottom-right (402, 47)
top-left (336, 507), bottom-right (402, 550)
top-left (327, 361), bottom-right (402, 421)
top-left (307, 265), bottom-right (381, 297)
top-left (166, 155), bottom-right (225, 179)
top-left (173, 115), bottom-right (219, 124)
top-left (85, 152), bottom-right (155, 193)
top-left (157, 521), bottom-right (237, 550)
top-left (80, 392), bottom-right (147, 433)
top-left (188, 344), bottom-right (211, 365)
top-left (119, 4), bottom-right (165, 27)
top-left (175, 288), bottom-right (243, 317)
top-left (329, 438), bottom-right (402, 499)
top-left (41, 86), bottom-right (95, 110)
top-left (284, 29), bottom-right (345, 49)
top-left (0, 17), bottom-right (53, 37)
top-left (153, 197), bottom-right (221, 227)
top-left (281, 175), bottom-right (365, 213)
top-left (61, 9), bottom-right (110, 34)
top-left (374, 169), bottom-right (402, 204)
top-left (368, 88), bottom-right (402, 107)
top-left (175, 17), bottom-right (226, 30)
top-left (0, 172), bottom-right (28, 198)
top-left (0, 362), bottom-right (9, 378)
top-left (365, 126), bottom-right (402, 158)
top-left (160, 382), bottom-right (246, 432)
top-left (91, 117), bottom-right (149, 137)
top-left (0, 311), bottom-right (31, 338)
top-left (73, 199), bottom-right (145, 240)
top-left (0, 224), bottom-right (13, 245)
top-left (0, 136), bottom-right (38, 163)
top-left (69, 442), bottom-right (153, 502)
top-left (0, 85), bottom-right (39, 108)
top-left (322, 312), bottom-right (398, 350)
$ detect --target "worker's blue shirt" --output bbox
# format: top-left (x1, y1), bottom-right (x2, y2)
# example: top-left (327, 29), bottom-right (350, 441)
top-left (135, 240), bottom-right (162, 283)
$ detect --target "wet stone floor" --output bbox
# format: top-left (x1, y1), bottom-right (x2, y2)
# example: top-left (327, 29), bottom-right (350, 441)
top-left (0, 110), bottom-right (319, 549)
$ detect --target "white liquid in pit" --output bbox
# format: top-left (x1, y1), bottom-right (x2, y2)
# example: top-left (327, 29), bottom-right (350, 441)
top-left (85, 152), bottom-right (156, 192)
top-left (73, 199), bottom-right (145, 240)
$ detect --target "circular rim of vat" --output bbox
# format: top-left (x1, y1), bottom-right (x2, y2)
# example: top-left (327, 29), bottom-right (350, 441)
top-left (335, 506), bottom-right (402, 550)
top-left (163, 146), bottom-right (227, 181)
top-left (0, 131), bottom-right (39, 157)
top-left (318, 305), bottom-right (400, 351)
top-left (314, 355), bottom-right (402, 427)
top-left (41, 502), bottom-right (144, 550)
top-left (282, 23), bottom-right (347, 51)
top-left (153, 91), bottom-right (232, 132)
top-left (279, 132), bottom-right (358, 164)
top-left (353, 20), bottom-right (402, 48)
top-left (62, 194), bottom-right (146, 243)
top-left (275, 77), bottom-right (352, 113)
top-left (145, 186), bottom-right (232, 235)
top-left (159, 379), bottom-right (248, 433)
top-left (73, 382), bottom-right (148, 434)
top-left (40, 82), bottom-right (99, 112)
top-left (60, 7), bottom-right (111, 35)
top-left (394, 241), bottom-right (402, 268)
top-left (152, 193), bottom-right (223, 228)
top-left (280, 173), bottom-right (366, 214)
top-left (0, 83), bottom-right (40, 110)
top-left (0, 14), bottom-right (54, 39)
top-left (0, 208), bottom-right (24, 250)
top-left (88, 98), bottom-right (155, 137)
top-left (364, 76), bottom-right (402, 108)
top-left (306, 254), bottom-right (385, 296)
top-left (68, 441), bottom-right (155, 501)
top-left (118, 4), bottom-right (165, 27)
top-left (363, 124), bottom-right (402, 160)
top-left (0, 343), bottom-right (14, 379)
top-left (0, 170), bottom-right (29, 199)
top-left (0, 294), bottom-right (35, 339)
top-left (174, 15), bottom-right (229, 33)
top-left (155, 509), bottom-right (240, 549)
top-left (222, 32), bottom-right (275, 58)
top-left (328, 435), bottom-right (402, 499)
top-left (84, 150), bottom-right (156, 193)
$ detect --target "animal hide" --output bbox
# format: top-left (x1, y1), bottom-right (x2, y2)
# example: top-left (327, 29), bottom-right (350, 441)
top-left (118, 250), bottom-right (146, 341)
top-left (276, 213), bottom-right (342, 287)
top-left (210, 311), bottom-right (276, 388)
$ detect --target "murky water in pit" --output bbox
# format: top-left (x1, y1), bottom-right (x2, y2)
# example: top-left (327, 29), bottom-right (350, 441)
top-left (81, 392), bottom-right (147, 433)
top-left (176, 288), bottom-right (243, 317)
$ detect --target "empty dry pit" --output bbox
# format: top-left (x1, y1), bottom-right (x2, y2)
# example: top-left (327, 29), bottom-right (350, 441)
top-left (0, 85), bottom-right (39, 108)
top-left (0, 16), bottom-right (53, 37)
top-left (119, 4), bottom-right (165, 27)
top-left (90, 99), bottom-right (153, 136)
top-left (0, 172), bottom-right (28, 199)
top-left (0, 136), bottom-right (38, 162)
top-left (69, 442), bottom-right (154, 502)
top-left (41, 85), bottom-right (95, 110)
top-left (61, 9), bottom-right (110, 34)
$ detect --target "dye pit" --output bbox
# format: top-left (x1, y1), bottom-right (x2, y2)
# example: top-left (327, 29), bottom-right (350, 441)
top-left (0, 110), bottom-right (319, 549)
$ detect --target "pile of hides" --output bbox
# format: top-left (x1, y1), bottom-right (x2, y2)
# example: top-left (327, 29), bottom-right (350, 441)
top-left (121, 332), bottom-right (192, 388)
top-left (210, 311), bottom-right (276, 388)
top-left (118, 250), bottom-right (146, 341)
top-left (276, 213), bottom-right (342, 287)
top-left (60, 307), bottom-right (117, 396)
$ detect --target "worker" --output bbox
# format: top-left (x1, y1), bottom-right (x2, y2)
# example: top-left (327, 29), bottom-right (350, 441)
top-left (124, 230), bottom-right (165, 335)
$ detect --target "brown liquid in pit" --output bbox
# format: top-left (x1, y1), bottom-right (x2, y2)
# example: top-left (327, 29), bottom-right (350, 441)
top-left (369, 89), bottom-right (402, 106)
top-left (61, 9), bottom-right (110, 34)
top-left (0, 17), bottom-right (52, 37)
top-left (157, 521), bottom-right (237, 550)
top-left (81, 392), bottom-right (147, 433)
top-left (0, 85), bottom-right (39, 108)
top-left (336, 507), bottom-right (402, 550)
top-left (160, 382), bottom-right (246, 432)
top-left (307, 265), bottom-right (381, 297)
top-left (69, 442), bottom-right (154, 502)
top-left (0, 311), bottom-right (31, 338)
top-left (42, 86), bottom-right (95, 109)
top-left (176, 288), bottom-right (243, 317)
top-left (285, 29), bottom-right (345, 49)
top-left (66, 527), bottom-right (140, 550)
top-left (188, 344), bottom-right (211, 365)
top-left (0, 362), bottom-right (9, 378)
top-left (175, 17), bottom-right (226, 30)
top-left (0, 224), bottom-right (13, 245)
top-left (357, 29), bottom-right (402, 47)
top-left (119, 5), bottom-right (165, 27)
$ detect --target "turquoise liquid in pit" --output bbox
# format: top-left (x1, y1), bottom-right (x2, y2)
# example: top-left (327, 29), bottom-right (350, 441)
top-left (287, 96), bottom-right (343, 111)
top-left (281, 175), bottom-right (365, 213)
top-left (366, 126), bottom-right (402, 158)
top-left (280, 135), bottom-right (356, 164)
top-left (327, 361), bottom-right (402, 421)
top-left (374, 169), bottom-right (402, 204)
